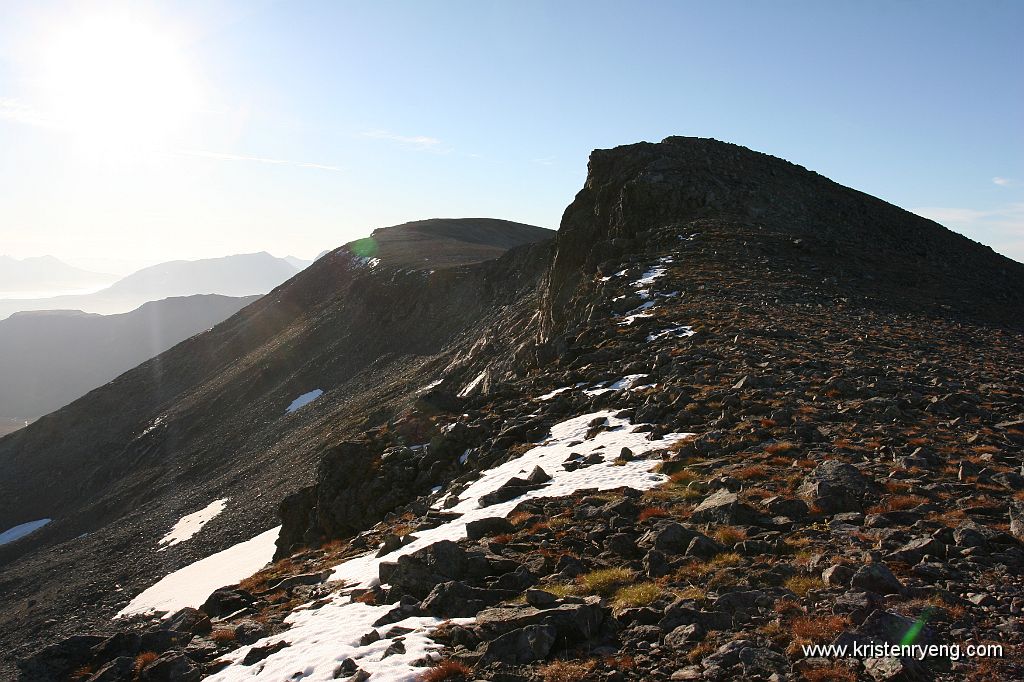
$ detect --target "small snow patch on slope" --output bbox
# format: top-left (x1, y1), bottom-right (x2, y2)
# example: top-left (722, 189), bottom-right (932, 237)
top-left (457, 371), bottom-right (486, 398)
top-left (117, 526), bottom-right (280, 618)
top-left (584, 374), bottom-right (650, 396)
top-left (647, 325), bottom-right (695, 342)
top-left (287, 389), bottom-right (324, 413)
top-left (618, 301), bottom-right (656, 325)
top-left (0, 518), bottom-right (51, 546)
top-left (207, 411), bottom-right (693, 681)
top-left (158, 498), bottom-right (228, 548)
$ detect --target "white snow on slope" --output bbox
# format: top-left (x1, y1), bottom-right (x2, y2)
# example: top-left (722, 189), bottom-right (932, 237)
top-left (420, 379), bottom-right (443, 393)
top-left (618, 301), bottom-right (656, 325)
top-left (647, 325), bottom-right (695, 342)
top-left (630, 256), bottom-right (671, 284)
top-left (0, 518), bottom-right (51, 546)
top-left (457, 371), bottom-right (486, 397)
top-left (584, 374), bottom-right (650, 396)
top-left (117, 526), bottom-right (280, 618)
top-left (159, 498), bottom-right (228, 548)
top-left (208, 411), bottom-right (693, 681)
top-left (287, 389), bottom-right (324, 413)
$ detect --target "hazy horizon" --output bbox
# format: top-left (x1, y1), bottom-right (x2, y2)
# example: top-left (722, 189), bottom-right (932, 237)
top-left (1, 0), bottom-right (1022, 269)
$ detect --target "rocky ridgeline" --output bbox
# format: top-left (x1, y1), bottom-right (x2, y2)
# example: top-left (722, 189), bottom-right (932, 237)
top-left (13, 138), bottom-right (1024, 681)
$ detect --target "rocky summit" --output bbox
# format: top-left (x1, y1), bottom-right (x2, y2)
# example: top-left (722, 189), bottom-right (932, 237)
top-left (2, 137), bottom-right (1023, 682)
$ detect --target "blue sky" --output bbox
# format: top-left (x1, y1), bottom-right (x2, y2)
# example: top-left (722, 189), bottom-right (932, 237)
top-left (0, 0), bottom-right (1021, 272)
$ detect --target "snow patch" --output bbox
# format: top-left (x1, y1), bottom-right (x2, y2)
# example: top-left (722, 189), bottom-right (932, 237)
top-left (159, 498), bottom-right (228, 548)
top-left (0, 518), bottom-right (51, 546)
top-left (647, 325), bottom-right (695, 342)
top-left (584, 374), bottom-right (650, 396)
top-left (537, 386), bottom-right (571, 400)
top-left (420, 379), bottom-right (443, 393)
top-left (287, 389), bottom-right (324, 413)
top-left (618, 301), bottom-right (656, 325)
top-left (206, 411), bottom-right (693, 681)
top-left (140, 415), bottom-right (164, 437)
top-left (117, 526), bottom-right (280, 618)
top-left (457, 371), bottom-right (486, 398)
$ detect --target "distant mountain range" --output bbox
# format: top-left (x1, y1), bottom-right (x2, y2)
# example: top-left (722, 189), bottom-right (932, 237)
top-left (0, 252), bottom-right (305, 320)
top-left (0, 255), bottom-right (116, 297)
top-left (0, 294), bottom-right (259, 421)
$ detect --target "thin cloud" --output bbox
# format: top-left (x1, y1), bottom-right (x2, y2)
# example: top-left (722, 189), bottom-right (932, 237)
top-left (913, 203), bottom-right (1024, 263)
top-left (176, 148), bottom-right (341, 172)
top-left (993, 177), bottom-right (1012, 186)
top-left (361, 129), bottom-right (442, 151)
top-left (0, 98), bottom-right (54, 128)
top-left (533, 156), bottom-right (556, 166)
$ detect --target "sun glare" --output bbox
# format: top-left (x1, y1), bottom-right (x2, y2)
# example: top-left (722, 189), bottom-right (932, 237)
top-left (38, 11), bottom-right (200, 155)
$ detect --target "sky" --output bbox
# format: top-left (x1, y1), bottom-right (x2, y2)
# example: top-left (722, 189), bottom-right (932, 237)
top-left (0, 0), bottom-right (1021, 274)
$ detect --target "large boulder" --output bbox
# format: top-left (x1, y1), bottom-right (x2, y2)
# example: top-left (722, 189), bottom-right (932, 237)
top-left (384, 540), bottom-right (483, 600)
top-left (480, 624), bottom-right (557, 664)
top-left (797, 460), bottom-right (872, 514)
top-left (850, 563), bottom-right (905, 596)
top-left (690, 490), bottom-right (759, 525)
top-left (139, 651), bottom-right (202, 682)
top-left (475, 600), bottom-right (607, 643)
top-left (17, 635), bottom-right (105, 681)
top-left (421, 581), bottom-right (518, 618)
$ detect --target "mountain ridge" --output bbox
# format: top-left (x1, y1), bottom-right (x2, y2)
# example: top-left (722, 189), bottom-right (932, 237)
top-left (0, 294), bottom-right (261, 421)
top-left (2, 139), bottom-right (1023, 680)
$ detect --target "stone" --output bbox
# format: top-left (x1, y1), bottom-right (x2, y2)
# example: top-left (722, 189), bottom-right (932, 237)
top-left (465, 517), bottom-right (514, 541)
top-left (475, 601), bottom-right (606, 642)
top-left (885, 537), bottom-right (945, 564)
top-left (17, 635), bottom-right (106, 681)
top-left (139, 651), bottom-right (202, 682)
top-left (200, 587), bottom-right (254, 618)
top-left (684, 534), bottom-right (723, 559)
top-left (639, 522), bottom-right (699, 553)
top-left (162, 607), bottom-right (211, 635)
top-left (420, 581), bottom-right (517, 618)
top-left (526, 589), bottom-right (558, 608)
top-left (822, 564), bottom-right (854, 587)
top-left (797, 460), bottom-right (871, 514)
top-left (851, 563), bottom-right (904, 595)
top-left (690, 490), bottom-right (759, 525)
top-left (241, 641), bottom-right (290, 665)
top-left (480, 624), bottom-right (556, 664)
top-left (644, 549), bottom-right (671, 578)
top-left (664, 623), bottom-right (703, 648)
top-left (85, 657), bottom-right (135, 682)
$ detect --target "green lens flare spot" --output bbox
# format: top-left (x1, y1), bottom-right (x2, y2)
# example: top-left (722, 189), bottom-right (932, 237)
top-left (350, 237), bottom-right (378, 258)
top-left (900, 607), bottom-right (932, 646)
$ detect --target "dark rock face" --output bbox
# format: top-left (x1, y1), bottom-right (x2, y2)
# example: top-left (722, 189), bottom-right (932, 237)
top-left (541, 136), bottom-right (1024, 341)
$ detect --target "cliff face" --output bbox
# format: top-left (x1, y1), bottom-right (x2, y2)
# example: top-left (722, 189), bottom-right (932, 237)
top-left (542, 136), bottom-right (1023, 340)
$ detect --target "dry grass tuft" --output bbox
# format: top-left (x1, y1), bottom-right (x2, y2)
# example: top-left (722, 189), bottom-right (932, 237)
top-left (538, 659), bottom-right (597, 682)
top-left (612, 582), bottom-right (662, 610)
top-left (790, 614), bottom-right (849, 642)
top-left (577, 568), bottom-right (634, 597)
top-left (784, 575), bottom-right (823, 597)
top-left (867, 494), bottom-right (928, 514)
top-left (211, 627), bottom-right (237, 643)
top-left (134, 652), bottom-right (159, 674)
top-left (418, 660), bottom-right (474, 681)
top-left (712, 526), bottom-right (747, 545)
top-left (638, 506), bottom-right (670, 521)
top-left (765, 441), bottom-right (797, 454)
top-left (801, 663), bottom-right (858, 682)
top-left (734, 465), bottom-right (769, 480)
